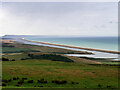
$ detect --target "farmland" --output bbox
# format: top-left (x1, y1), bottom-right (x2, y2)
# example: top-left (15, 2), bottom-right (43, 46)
top-left (1, 40), bottom-right (119, 89)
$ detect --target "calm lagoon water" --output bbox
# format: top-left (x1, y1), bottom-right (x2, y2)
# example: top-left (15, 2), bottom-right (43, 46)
top-left (24, 36), bottom-right (119, 60)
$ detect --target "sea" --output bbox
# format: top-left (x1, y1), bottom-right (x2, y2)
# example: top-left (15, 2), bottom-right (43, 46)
top-left (25, 36), bottom-right (118, 51)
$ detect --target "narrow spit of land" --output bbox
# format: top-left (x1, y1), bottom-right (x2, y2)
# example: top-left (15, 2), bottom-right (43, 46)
top-left (22, 38), bottom-right (120, 54)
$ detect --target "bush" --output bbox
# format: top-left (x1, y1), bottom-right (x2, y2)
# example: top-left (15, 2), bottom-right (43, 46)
top-left (28, 54), bottom-right (74, 62)
top-left (21, 58), bottom-right (26, 60)
top-left (2, 83), bottom-right (7, 86)
top-left (11, 59), bottom-right (15, 61)
top-left (2, 58), bottom-right (9, 61)
top-left (52, 80), bottom-right (67, 84)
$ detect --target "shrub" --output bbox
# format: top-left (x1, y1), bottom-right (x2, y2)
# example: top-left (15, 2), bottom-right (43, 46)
top-left (11, 59), bottom-right (15, 61)
top-left (27, 80), bottom-right (33, 83)
top-left (2, 79), bottom-right (8, 83)
top-left (28, 54), bottom-right (74, 62)
top-left (13, 77), bottom-right (19, 80)
top-left (22, 78), bottom-right (27, 80)
top-left (37, 79), bottom-right (47, 83)
top-left (2, 83), bottom-right (7, 86)
top-left (21, 58), bottom-right (25, 60)
top-left (17, 80), bottom-right (24, 85)
top-left (52, 80), bottom-right (67, 84)
top-left (2, 58), bottom-right (9, 61)
top-left (15, 84), bottom-right (20, 87)
top-left (98, 84), bottom-right (102, 88)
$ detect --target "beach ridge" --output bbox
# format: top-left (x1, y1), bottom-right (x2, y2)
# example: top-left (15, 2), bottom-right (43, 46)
top-left (21, 38), bottom-right (120, 54)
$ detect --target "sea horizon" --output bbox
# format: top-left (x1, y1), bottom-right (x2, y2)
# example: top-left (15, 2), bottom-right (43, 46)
top-left (24, 36), bottom-right (118, 52)
top-left (2, 35), bottom-right (118, 52)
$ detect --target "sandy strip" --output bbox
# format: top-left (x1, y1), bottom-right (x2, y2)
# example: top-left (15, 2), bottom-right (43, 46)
top-left (21, 38), bottom-right (120, 54)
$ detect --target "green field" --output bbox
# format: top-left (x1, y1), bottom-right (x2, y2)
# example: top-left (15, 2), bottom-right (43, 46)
top-left (2, 59), bottom-right (118, 88)
top-left (1, 40), bottom-right (119, 89)
top-left (2, 42), bottom-right (93, 54)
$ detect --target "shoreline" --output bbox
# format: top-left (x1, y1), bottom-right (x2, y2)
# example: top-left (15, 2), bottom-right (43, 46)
top-left (21, 38), bottom-right (120, 54)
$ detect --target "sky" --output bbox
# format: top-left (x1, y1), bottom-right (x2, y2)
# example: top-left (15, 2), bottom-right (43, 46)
top-left (0, 2), bottom-right (118, 36)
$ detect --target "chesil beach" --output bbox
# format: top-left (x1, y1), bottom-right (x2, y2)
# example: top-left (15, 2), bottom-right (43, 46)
top-left (24, 36), bottom-right (118, 51)
top-left (7, 35), bottom-right (119, 61)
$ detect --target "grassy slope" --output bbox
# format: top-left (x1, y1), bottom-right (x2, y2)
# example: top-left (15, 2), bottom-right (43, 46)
top-left (2, 47), bottom-right (30, 53)
top-left (2, 60), bottom-right (118, 88)
top-left (3, 53), bottom-right (30, 61)
top-left (2, 53), bottom-right (102, 64)
top-left (2, 41), bottom-right (119, 88)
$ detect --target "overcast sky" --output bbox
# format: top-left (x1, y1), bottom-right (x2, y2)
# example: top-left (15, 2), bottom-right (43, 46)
top-left (0, 2), bottom-right (118, 36)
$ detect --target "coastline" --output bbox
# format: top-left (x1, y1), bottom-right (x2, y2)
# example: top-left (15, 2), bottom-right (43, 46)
top-left (21, 38), bottom-right (120, 54)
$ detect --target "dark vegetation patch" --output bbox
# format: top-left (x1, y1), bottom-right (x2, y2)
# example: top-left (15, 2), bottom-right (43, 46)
top-left (28, 54), bottom-right (74, 62)
top-left (2, 53), bottom-right (74, 62)
top-left (37, 78), bottom-right (47, 83)
top-left (2, 83), bottom-right (7, 86)
top-left (52, 80), bottom-right (67, 84)
top-left (71, 81), bottom-right (79, 84)
top-left (98, 84), bottom-right (102, 88)
top-left (2, 58), bottom-right (9, 61)
top-left (15, 84), bottom-right (20, 87)
top-left (27, 80), bottom-right (34, 83)
top-left (22, 78), bottom-right (27, 80)
top-left (2, 58), bottom-right (18, 61)
top-left (17, 80), bottom-right (24, 85)
top-left (11, 59), bottom-right (15, 61)
top-left (13, 77), bottom-right (19, 80)
top-left (2, 77), bottom-right (116, 89)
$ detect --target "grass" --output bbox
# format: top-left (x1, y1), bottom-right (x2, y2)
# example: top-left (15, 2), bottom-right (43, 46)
top-left (3, 53), bottom-right (29, 61)
top-left (2, 47), bottom-right (40, 53)
top-left (1, 41), bottom-right (119, 88)
top-left (2, 59), bottom-right (119, 88)
top-left (2, 47), bottom-right (29, 53)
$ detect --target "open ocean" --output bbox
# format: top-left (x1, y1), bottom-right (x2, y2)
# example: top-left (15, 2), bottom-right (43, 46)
top-left (25, 36), bottom-right (118, 51)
